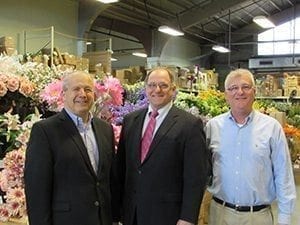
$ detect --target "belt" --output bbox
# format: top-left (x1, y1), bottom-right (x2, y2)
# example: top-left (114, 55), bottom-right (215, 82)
top-left (213, 196), bottom-right (269, 212)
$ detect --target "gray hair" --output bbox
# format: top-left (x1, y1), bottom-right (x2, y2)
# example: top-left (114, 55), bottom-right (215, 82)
top-left (224, 68), bottom-right (255, 89)
top-left (62, 71), bottom-right (94, 91)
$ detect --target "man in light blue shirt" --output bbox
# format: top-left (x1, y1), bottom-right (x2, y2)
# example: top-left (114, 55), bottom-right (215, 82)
top-left (205, 68), bottom-right (296, 225)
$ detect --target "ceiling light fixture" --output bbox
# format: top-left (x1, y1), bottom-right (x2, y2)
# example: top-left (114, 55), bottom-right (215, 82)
top-left (96, 0), bottom-right (119, 3)
top-left (132, 52), bottom-right (147, 58)
top-left (158, 25), bottom-right (184, 36)
top-left (86, 41), bottom-right (92, 45)
top-left (212, 45), bottom-right (230, 53)
top-left (253, 16), bottom-right (275, 29)
top-left (111, 57), bottom-right (117, 61)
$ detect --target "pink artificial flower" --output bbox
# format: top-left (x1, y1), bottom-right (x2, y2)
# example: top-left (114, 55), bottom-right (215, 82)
top-left (2, 149), bottom-right (25, 189)
top-left (104, 77), bottom-right (123, 106)
top-left (0, 74), bottom-right (9, 83)
top-left (112, 124), bottom-right (122, 151)
top-left (8, 201), bottom-right (21, 216)
top-left (0, 170), bottom-right (8, 192)
top-left (6, 187), bottom-right (25, 202)
top-left (95, 77), bottom-right (123, 106)
top-left (40, 79), bottom-right (63, 111)
top-left (6, 75), bottom-right (20, 92)
top-left (16, 129), bottom-right (31, 146)
top-left (19, 78), bottom-right (35, 97)
top-left (0, 81), bottom-right (8, 97)
top-left (0, 205), bottom-right (10, 222)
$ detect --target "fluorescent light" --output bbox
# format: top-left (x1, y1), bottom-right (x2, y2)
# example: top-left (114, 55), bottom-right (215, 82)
top-left (96, 0), bottom-right (119, 3)
top-left (86, 41), bottom-right (92, 45)
top-left (132, 52), bottom-right (147, 58)
top-left (253, 16), bottom-right (275, 28)
top-left (158, 25), bottom-right (184, 36)
top-left (111, 57), bottom-right (117, 61)
top-left (212, 45), bottom-right (230, 53)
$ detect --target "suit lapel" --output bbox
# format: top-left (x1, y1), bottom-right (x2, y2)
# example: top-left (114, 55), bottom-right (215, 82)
top-left (92, 119), bottom-right (105, 177)
top-left (59, 110), bottom-right (97, 177)
top-left (141, 106), bottom-right (178, 164)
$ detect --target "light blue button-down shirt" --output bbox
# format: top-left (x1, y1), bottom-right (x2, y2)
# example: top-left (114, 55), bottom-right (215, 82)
top-left (205, 110), bottom-right (296, 224)
top-left (65, 109), bottom-right (99, 172)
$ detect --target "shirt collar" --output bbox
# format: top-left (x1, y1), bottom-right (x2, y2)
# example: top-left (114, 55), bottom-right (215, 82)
top-left (227, 110), bottom-right (254, 126)
top-left (147, 101), bottom-right (173, 117)
top-left (64, 108), bottom-right (93, 128)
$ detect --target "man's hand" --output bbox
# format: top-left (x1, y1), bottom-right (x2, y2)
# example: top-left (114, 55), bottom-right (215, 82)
top-left (176, 219), bottom-right (194, 225)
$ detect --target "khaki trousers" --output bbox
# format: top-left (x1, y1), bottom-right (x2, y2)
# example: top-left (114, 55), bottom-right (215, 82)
top-left (209, 199), bottom-right (273, 225)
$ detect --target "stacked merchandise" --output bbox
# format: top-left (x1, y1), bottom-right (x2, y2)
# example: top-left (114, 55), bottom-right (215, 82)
top-left (256, 74), bottom-right (281, 97)
top-left (0, 36), bottom-right (15, 56)
top-left (283, 72), bottom-right (300, 97)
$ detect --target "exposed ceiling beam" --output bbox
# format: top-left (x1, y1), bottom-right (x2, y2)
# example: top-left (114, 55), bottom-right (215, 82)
top-left (167, 0), bottom-right (194, 10)
top-left (214, 15), bottom-right (238, 29)
top-left (241, 8), bottom-right (254, 17)
top-left (253, 1), bottom-right (270, 16)
top-left (234, 15), bottom-right (250, 24)
top-left (268, 0), bottom-right (281, 11)
top-left (100, 9), bottom-right (156, 27)
top-left (194, 24), bottom-right (223, 36)
top-left (176, 0), bottom-right (249, 29)
top-left (132, 0), bottom-right (178, 18)
top-left (178, 0), bottom-right (212, 16)
top-left (286, 0), bottom-right (294, 7)
top-left (228, 3), bottom-right (300, 44)
top-left (197, 0), bottom-right (260, 29)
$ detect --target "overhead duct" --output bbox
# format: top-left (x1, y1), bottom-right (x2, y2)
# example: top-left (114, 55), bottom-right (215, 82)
top-left (249, 56), bottom-right (300, 69)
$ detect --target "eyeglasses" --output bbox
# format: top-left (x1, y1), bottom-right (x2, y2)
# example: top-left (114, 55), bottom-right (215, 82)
top-left (146, 82), bottom-right (170, 90)
top-left (226, 84), bottom-right (253, 94)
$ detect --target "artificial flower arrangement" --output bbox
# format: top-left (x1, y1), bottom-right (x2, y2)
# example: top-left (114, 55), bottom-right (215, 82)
top-left (0, 111), bottom-right (41, 221)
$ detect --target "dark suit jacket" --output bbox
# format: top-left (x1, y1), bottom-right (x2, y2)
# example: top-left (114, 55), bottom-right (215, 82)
top-left (24, 109), bottom-right (118, 225)
top-left (117, 106), bottom-right (208, 225)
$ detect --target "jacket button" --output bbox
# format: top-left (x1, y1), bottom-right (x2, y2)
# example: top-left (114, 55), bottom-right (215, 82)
top-left (96, 182), bottom-right (100, 186)
top-left (94, 201), bottom-right (100, 206)
top-left (138, 170), bottom-right (142, 174)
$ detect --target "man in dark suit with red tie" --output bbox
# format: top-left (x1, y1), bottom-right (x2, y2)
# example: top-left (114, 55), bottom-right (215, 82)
top-left (117, 67), bottom-right (209, 225)
top-left (24, 71), bottom-right (119, 225)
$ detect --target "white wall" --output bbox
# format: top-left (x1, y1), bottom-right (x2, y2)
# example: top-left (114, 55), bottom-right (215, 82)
top-left (88, 30), bottom-right (147, 69)
top-left (159, 37), bottom-right (201, 67)
top-left (0, 0), bottom-right (78, 55)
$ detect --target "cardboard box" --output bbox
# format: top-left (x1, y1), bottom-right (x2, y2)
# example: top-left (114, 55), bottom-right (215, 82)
top-left (62, 53), bottom-right (77, 65)
top-left (269, 112), bottom-right (286, 127)
top-left (82, 51), bottom-right (111, 73)
top-left (276, 89), bottom-right (283, 97)
top-left (0, 36), bottom-right (14, 47)
top-left (285, 75), bottom-right (299, 87)
top-left (116, 69), bottom-right (133, 84)
top-left (76, 57), bottom-right (89, 71)
top-left (284, 87), bottom-right (298, 97)
top-left (0, 46), bottom-right (15, 55)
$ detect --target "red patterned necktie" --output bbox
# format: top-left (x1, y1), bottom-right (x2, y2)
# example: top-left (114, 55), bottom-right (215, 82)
top-left (141, 110), bottom-right (159, 162)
